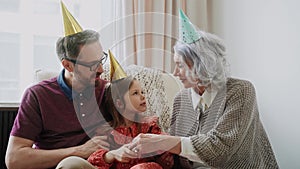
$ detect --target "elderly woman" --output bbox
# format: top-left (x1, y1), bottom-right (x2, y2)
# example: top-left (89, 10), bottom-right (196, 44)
top-left (130, 10), bottom-right (279, 169)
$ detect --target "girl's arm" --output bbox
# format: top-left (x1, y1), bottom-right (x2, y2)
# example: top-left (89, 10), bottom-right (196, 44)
top-left (88, 144), bottom-right (138, 168)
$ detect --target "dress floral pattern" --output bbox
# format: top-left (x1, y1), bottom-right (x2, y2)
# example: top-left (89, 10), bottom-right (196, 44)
top-left (88, 117), bottom-right (173, 169)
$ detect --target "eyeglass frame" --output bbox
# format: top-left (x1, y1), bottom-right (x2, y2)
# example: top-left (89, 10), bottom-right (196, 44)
top-left (64, 52), bottom-right (108, 71)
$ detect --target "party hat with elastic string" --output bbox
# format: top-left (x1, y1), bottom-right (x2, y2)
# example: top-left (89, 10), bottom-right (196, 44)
top-left (60, 1), bottom-right (83, 36)
top-left (178, 9), bottom-right (202, 44)
top-left (108, 50), bottom-right (127, 81)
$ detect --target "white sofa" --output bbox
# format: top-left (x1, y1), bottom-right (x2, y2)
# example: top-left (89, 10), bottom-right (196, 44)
top-left (35, 65), bottom-right (183, 132)
top-left (35, 69), bottom-right (60, 82)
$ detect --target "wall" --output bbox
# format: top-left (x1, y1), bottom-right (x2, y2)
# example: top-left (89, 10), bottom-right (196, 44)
top-left (209, 0), bottom-right (300, 168)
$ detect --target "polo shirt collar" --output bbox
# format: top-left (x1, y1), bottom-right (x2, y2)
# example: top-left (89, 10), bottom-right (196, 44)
top-left (57, 69), bottom-right (73, 100)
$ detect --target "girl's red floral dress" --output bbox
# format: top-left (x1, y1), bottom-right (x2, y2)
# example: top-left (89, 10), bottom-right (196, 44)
top-left (87, 117), bottom-right (173, 169)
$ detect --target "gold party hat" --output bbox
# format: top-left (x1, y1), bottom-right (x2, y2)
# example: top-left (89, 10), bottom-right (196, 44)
top-left (61, 1), bottom-right (83, 36)
top-left (109, 50), bottom-right (127, 81)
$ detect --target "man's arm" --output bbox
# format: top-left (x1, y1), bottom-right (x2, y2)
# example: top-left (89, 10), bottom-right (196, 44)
top-left (5, 135), bottom-right (109, 169)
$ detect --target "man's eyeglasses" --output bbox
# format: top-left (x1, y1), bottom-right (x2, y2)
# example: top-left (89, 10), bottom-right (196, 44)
top-left (64, 52), bottom-right (108, 71)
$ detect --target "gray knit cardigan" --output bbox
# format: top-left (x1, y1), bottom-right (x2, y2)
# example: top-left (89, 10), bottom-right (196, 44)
top-left (170, 78), bottom-right (279, 169)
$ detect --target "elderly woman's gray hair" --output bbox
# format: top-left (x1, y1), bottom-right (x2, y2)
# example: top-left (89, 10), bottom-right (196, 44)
top-left (174, 31), bottom-right (230, 90)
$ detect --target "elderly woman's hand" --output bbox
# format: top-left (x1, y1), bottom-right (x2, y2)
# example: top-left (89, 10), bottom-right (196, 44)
top-left (105, 143), bottom-right (138, 163)
top-left (130, 134), bottom-right (181, 157)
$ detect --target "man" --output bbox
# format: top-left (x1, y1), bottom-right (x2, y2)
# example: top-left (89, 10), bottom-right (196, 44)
top-left (5, 2), bottom-right (111, 169)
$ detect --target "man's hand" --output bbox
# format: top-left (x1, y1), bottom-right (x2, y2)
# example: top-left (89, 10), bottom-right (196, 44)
top-left (76, 136), bottom-right (109, 158)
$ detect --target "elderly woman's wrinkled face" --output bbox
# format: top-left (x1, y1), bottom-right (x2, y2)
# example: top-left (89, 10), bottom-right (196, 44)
top-left (173, 52), bottom-right (198, 88)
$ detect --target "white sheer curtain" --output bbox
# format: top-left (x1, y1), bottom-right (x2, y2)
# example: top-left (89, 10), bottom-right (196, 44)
top-left (98, 0), bottom-right (210, 73)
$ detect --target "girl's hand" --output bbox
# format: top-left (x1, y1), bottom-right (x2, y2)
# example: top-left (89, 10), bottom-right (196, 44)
top-left (77, 136), bottom-right (109, 158)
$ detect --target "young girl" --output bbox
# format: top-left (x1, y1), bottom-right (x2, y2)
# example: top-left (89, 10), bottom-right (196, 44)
top-left (87, 75), bottom-right (173, 169)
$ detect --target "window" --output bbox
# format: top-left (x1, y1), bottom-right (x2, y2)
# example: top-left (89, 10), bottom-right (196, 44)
top-left (0, 0), bottom-right (106, 103)
top-left (0, 32), bottom-right (20, 102)
top-left (33, 0), bottom-right (59, 15)
top-left (33, 36), bottom-right (61, 71)
top-left (0, 0), bottom-right (20, 12)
